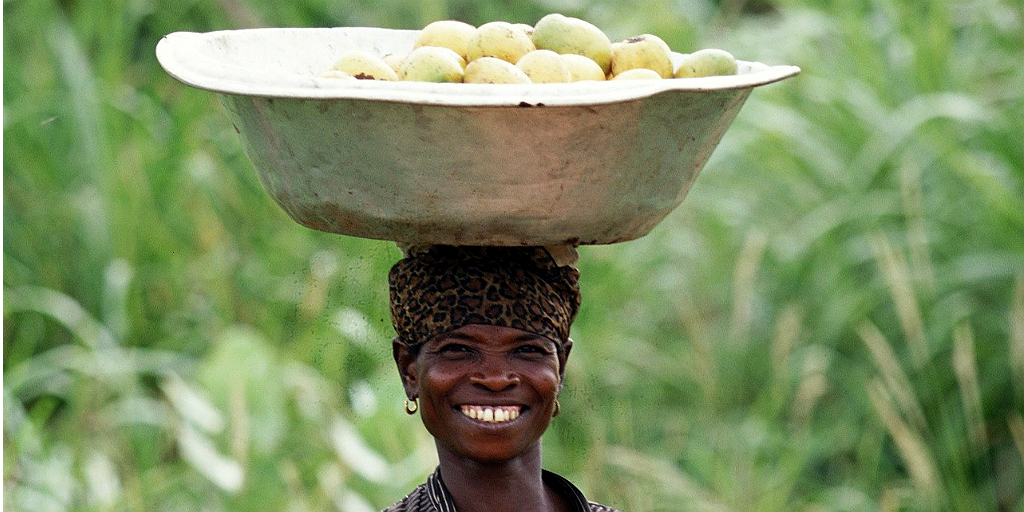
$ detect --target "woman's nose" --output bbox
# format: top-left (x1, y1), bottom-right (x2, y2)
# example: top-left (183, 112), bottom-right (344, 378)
top-left (469, 360), bottom-right (520, 391)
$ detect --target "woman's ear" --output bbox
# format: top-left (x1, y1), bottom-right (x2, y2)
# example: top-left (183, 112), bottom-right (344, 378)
top-left (393, 338), bottom-right (419, 399)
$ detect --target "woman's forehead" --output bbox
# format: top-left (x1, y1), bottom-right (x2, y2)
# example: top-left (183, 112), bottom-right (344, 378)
top-left (432, 324), bottom-right (557, 347)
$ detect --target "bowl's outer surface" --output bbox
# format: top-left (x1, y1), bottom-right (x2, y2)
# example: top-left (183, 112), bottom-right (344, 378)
top-left (157, 27), bottom-right (799, 245)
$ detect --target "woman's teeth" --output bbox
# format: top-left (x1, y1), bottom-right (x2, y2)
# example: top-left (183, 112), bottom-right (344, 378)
top-left (460, 405), bottom-right (521, 423)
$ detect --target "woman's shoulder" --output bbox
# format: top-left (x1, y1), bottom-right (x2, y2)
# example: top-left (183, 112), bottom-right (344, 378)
top-left (380, 482), bottom-right (430, 512)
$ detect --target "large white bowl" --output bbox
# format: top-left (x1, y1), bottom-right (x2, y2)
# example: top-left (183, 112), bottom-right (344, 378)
top-left (156, 27), bottom-right (799, 245)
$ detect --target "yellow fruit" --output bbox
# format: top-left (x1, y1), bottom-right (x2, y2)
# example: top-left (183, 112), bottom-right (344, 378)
top-left (464, 57), bottom-right (532, 84)
top-left (318, 69), bottom-right (357, 80)
top-left (561, 54), bottom-right (606, 81)
top-left (516, 49), bottom-right (572, 83)
top-left (466, 21), bottom-right (536, 64)
top-left (398, 46), bottom-right (465, 83)
top-left (611, 34), bottom-right (673, 78)
top-left (415, 20), bottom-right (477, 60)
top-left (513, 23), bottom-right (535, 38)
top-left (330, 50), bottom-right (398, 81)
top-left (381, 53), bottom-right (406, 74)
top-left (531, 13), bottom-right (613, 75)
top-left (611, 68), bottom-right (663, 80)
top-left (674, 48), bottom-right (739, 78)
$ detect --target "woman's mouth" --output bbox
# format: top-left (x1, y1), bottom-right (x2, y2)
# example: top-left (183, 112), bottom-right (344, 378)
top-left (459, 405), bottom-right (522, 423)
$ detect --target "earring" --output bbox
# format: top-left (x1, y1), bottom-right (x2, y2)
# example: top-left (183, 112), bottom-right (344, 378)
top-left (552, 399), bottom-right (560, 418)
top-left (404, 398), bottom-right (419, 415)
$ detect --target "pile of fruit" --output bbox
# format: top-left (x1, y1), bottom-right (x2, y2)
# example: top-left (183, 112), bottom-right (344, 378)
top-left (320, 14), bottom-right (739, 84)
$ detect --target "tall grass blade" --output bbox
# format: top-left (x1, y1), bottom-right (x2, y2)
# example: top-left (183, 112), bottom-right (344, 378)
top-left (867, 380), bottom-right (942, 506)
top-left (848, 93), bottom-right (991, 192)
top-left (730, 230), bottom-right (767, 342)
top-left (869, 232), bottom-right (928, 366)
top-left (1011, 275), bottom-right (1024, 396)
top-left (951, 322), bottom-right (988, 457)
top-left (230, 377), bottom-right (251, 469)
top-left (857, 322), bottom-right (927, 431)
top-left (330, 416), bottom-right (391, 484)
top-left (790, 359), bottom-right (828, 430)
top-left (177, 422), bottom-right (244, 493)
top-left (603, 446), bottom-right (730, 512)
top-left (47, 16), bottom-right (108, 185)
top-left (161, 373), bottom-right (227, 434)
top-left (897, 151), bottom-right (935, 292)
top-left (771, 304), bottom-right (802, 375)
top-left (4, 286), bottom-right (118, 349)
top-left (83, 450), bottom-right (122, 508)
top-left (1009, 414), bottom-right (1024, 473)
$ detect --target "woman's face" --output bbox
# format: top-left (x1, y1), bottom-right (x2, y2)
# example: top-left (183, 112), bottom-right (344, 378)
top-left (396, 324), bottom-right (571, 464)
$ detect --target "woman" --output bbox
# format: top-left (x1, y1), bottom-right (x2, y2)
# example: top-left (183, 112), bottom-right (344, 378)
top-left (384, 245), bottom-right (620, 512)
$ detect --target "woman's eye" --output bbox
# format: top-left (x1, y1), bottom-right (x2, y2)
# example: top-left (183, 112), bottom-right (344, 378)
top-left (515, 345), bottom-right (550, 356)
top-left (438, 343), bottom-right (472, 354)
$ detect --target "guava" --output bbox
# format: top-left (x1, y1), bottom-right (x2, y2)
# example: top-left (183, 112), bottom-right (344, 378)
top-left (466, 21), bottom-right (536, 64)
top-left (464, 57), bottom-right (532, 84)
top-left (532, 13), bottom-right (613, 75)
top-left (610, 34), bottom-right (673, 78)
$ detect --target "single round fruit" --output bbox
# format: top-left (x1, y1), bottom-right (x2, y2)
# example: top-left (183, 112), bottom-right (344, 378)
top-left (466, 21), bottom-right (536, 64)
top-left (318, 69), bottom-right (357, 80)
top-left (330, 50), bottom-right (398, 81)
top-left (611, 34), bottom-right (673, 78)
top-left (561, 54), bottom-right (606, 81)
top-left (381, 53), bottom-right (406, 74)
top-left (516, 49), bottom-right (572, 83)
top-left (398, 46), bottom-right (465, 83)
top-left (674, 48), bottom-right (739, 78)
top-left (513, 23), bottom-right (535, 38)
top-left (464, 57), bottom-right (532, 84)
top-left (415, 20), bottom-right (477, 60)
top-left (611, 68), bottom-right (663, 80)
top-left (531, 13), bottom-right (613, 75)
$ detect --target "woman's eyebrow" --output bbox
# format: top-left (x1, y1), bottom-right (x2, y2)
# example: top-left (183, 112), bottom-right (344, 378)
top-left (513, 334), bottom-right (559, 349)
top-left (513, 333), bottom-right (544, 342)
top-left (439, 332), bottom-right (476, 341)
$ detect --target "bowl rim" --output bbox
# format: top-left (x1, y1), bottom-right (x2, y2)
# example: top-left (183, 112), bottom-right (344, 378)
top-left (156, 27), bottom-right (801, 107)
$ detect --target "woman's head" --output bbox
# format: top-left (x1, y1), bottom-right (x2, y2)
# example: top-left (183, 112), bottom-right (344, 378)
top-left (388, 246), bottom-right (580, 463)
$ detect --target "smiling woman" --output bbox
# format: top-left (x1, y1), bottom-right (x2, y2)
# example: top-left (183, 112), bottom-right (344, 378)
top-left (384, 246), bottom-right (620, 512)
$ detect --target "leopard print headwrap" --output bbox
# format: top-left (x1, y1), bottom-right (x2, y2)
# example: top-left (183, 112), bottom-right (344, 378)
top-left (388, 246), bottom-right (580, 348)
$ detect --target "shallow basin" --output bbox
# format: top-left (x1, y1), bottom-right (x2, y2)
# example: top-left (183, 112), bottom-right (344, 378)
top-left (156, 27), bottom-right (799, 245)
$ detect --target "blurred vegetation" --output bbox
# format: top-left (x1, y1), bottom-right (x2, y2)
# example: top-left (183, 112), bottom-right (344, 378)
top-left (4, 0), bottom-right (1024, 510)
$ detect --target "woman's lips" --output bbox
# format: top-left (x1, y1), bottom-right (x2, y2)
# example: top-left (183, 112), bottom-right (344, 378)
top-left (458, 405), bottom-right (523, 423)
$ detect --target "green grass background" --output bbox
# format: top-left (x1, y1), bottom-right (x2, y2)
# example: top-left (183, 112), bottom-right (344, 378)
top-left (4, 0), bottom-right (1024, 510)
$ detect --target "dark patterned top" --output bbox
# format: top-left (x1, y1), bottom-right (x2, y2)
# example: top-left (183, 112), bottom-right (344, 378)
top-left (381, 467), bottom-right (621, 512)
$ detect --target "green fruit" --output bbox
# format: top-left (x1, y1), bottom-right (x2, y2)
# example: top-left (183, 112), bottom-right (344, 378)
top-left (398, 46), bottom-right (465, 83)
top-left (330, 50), bottom-right (398, 81)
top-left (531, 13), bottom-right (613, 75)
top-left (415, 20), bottom-right (477, 60)
top-left (611, 68), bottom-right (663, 80)
top-left (611, 34), bottom-right (673, 78)
top-left (561, 54), bottom-right (606, 81)
top-left (674, 48), bottom-right (739, 78)
top-left (466, 21), bottom-right (536, 64)
top-left (516, 49), bottom-right (572, 83)
top-left (464, 57), bottom-right (532, 84)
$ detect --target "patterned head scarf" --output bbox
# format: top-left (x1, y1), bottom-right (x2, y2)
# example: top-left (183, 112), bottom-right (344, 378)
top-left (388, 245), bottom-right (581, 348)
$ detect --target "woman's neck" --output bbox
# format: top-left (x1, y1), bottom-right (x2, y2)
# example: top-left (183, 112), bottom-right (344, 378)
top-left (435, 443), bottom-right (568, 512)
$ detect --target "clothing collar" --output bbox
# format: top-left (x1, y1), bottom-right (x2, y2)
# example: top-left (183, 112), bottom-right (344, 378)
top-left (425, 466), bottom-right (592, 512)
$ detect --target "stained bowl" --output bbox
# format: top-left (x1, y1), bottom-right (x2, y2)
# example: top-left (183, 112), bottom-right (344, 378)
top-left (156, 27), bottom-right (799, 245)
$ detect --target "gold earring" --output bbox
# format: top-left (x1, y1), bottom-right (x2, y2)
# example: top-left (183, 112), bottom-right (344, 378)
top-left (404, 398), bottom-right (419, 415)
top-left (552, 399), bottom-right (560, 418)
